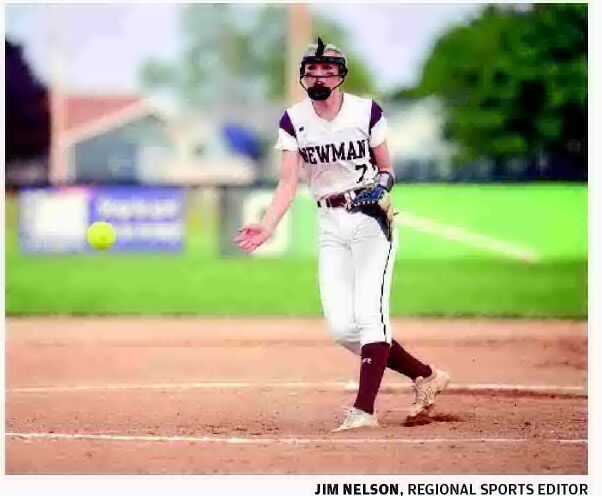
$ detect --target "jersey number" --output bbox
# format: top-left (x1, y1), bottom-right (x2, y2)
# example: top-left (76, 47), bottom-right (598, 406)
top-left (355, 164), bottom-right (368, 183)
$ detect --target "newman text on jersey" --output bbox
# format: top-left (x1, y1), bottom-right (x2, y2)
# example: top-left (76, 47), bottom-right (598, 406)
top-left (299, 139), bottom-right (370, 165)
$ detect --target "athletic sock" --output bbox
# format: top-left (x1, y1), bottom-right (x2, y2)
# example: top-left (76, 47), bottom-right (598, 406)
top-left (387, 339), bottom-right (432, 380)
top-left (353, 342), bottom-right (390, 415)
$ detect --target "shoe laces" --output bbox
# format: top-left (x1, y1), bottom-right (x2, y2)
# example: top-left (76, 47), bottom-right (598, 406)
top-left (413, 376), bottom-right (434, 405)
top-left (339, 406), bottom-right (364, 425)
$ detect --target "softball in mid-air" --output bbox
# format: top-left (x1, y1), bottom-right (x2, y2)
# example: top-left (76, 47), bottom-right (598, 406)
top-left (86, 221), bottom-right (117, 251)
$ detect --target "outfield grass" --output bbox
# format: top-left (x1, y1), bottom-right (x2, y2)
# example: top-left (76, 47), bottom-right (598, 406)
top-left (5, 184), bottom-right (587, 318)
top-left (392, 184), bottom-right (587, 260)
top-left (6, 255), bottom-right (586, 317)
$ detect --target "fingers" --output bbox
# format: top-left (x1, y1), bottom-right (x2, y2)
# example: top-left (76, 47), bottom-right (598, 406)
top-left (233, 236), bottom-right (252, 251)
top-left (239, 241), bottom-right (255, 252)
top-left (233, 224), bottom-right (262, 245)
top-left (233, 232), bottom-right (252, 244)
top-left (233, 232), bottom-right (266, 253)
top-left (234, 234), bottom-right (255, 248)
top-left (233, 223), bottom-right (271, 253)
top-left (239, 238), bottom-right (261, 253)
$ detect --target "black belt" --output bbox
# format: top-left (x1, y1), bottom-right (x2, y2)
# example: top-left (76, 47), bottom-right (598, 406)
top-left (316, 188), bottom-right (367, 209)
top-left (316, 193), bottom-right (348, 208)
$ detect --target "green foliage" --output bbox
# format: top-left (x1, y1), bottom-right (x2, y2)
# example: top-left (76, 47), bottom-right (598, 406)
top-left (410, 4), bottom-right (586, 170)
top-left (139, 4), bottom-right (375, 108)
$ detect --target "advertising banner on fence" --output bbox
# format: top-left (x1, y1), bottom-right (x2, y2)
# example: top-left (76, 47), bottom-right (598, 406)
top-left (19, 186), bottom-right (185, 253)
top-left (89, 187), bottom-right (184, 251)
top-left (218, 186), bottom-right (318, 258)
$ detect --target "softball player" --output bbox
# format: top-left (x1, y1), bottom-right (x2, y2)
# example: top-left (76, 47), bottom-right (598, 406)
top-left (234, 38), bottom-right (449, 431)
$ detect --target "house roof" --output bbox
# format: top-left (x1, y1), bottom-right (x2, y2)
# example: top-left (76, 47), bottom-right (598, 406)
top-left (61, 94), bottom-right (166, 144)
top-left (64, 95), bottom-right (142, 132)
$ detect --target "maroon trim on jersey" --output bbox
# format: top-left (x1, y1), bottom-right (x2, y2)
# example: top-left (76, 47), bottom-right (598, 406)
top-left (369, 100), bottom-right (383, 132)
top-left (279, 111), bottom-right (296, 138)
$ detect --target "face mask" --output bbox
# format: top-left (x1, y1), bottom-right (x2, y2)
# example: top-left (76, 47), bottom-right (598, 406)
top-left (307, 85), bottom-right (332, 101)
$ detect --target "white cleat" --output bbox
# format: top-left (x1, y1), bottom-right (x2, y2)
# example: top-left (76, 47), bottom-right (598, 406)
top-left (406, 368), bottom-right (450, 421)
top-left (332, 406), bottom-right (379, 432)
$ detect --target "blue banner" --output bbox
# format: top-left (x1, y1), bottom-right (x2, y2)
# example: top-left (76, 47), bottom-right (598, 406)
top-left (19, 186), bottom-right (185, 253)
top-left (89, 187), bottom-right (185, 251)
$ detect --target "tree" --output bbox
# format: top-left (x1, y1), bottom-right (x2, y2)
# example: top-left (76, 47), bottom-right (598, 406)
top-left (140, 4), bottom-right (375, 110)
top-left (402, 4), bottom-right (586, 179)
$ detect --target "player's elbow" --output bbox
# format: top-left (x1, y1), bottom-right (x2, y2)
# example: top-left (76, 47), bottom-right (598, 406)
top-left (371, 142), bottom-right (393, 171)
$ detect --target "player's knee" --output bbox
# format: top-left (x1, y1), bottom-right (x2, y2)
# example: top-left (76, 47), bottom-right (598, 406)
top-left (327, 319), bottom-right (361, 355)
top-left (355, 314), bottom-right (389, 343)
top-left (327, 318), bottom-right (353, 341)
top-left (355, 312), bottom-right (382, 333)
top-left (331, 333), bottom-right (361, 355)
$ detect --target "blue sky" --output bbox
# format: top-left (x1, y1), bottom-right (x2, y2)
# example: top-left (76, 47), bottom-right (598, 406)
top-left (6, 3), bottom-right (483, 93)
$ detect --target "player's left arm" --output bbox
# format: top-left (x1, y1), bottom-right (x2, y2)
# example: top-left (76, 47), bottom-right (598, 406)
top-left (364, 141), bottom-right (394, 214)
top-left (368, 100), bottom-right (394, 186)
top-left (370, 140), bottom-right (394, 177)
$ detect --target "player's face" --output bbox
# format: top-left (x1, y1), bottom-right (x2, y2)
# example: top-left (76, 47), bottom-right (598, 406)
top-left (302, 62), bottom-right (342, 89)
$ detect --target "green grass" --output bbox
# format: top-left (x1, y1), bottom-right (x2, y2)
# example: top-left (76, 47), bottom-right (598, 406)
top-left (392, 184), bottom-right (587, 260)
top-left (6, 255), bottom-right (586, 317)
top-left (5, 184), bottom-right (588, 318)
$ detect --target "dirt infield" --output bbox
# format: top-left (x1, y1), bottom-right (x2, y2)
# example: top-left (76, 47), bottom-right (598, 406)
top-left (5, 317), bottom-right (587, 474)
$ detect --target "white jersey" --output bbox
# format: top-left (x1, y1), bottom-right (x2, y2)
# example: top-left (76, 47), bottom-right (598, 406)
top-left (274, 93), bottom-right (389, 200)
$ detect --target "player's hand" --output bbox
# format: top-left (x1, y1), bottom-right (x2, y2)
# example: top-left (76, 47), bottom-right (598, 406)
top-left (233, 223), bottom-right (273, 253)
top-left (348, 185), bottom-right (395, 242)
top-left (347, 185), bottom-right (387, 211)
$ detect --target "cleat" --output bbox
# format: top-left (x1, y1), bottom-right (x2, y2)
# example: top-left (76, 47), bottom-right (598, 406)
top-left (332, 406), bottom-right (379, 432)
top-left (406, 368), bottom-right (450, 421)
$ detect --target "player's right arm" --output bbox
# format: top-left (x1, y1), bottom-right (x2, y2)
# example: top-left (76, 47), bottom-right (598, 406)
top-left (233, 150), bottom-right (300, 253)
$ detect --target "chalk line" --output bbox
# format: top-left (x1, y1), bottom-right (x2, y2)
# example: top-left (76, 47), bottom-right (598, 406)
top-left (7, 381), bottom-right (586, 397)
top-left (396, 211), bottom-right (541, 263)
top-left (5, 432), bottom-right (587, 446)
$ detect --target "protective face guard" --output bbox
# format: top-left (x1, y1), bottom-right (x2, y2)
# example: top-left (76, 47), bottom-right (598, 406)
top-left (299, 55), bottom-right (348, 90)
top-left (299, 60), bottom-right (349, 95)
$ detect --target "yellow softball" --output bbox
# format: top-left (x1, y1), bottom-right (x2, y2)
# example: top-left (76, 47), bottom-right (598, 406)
top-left (86, 221), bottom-right (117, 251)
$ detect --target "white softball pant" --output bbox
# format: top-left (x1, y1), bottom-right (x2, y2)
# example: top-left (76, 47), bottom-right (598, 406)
top-left (318, 207), bottom-right (398, 356)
